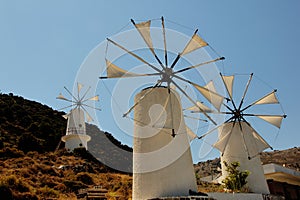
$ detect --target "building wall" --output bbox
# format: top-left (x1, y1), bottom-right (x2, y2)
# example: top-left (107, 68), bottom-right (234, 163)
top-left (133, 87), bottom-right (197, 200)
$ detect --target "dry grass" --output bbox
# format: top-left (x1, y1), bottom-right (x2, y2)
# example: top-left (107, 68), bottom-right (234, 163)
top-left (0, 149), bottom-right (132, 199)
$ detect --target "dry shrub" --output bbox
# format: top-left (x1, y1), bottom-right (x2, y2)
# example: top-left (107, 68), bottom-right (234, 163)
top-left (37, 186), bottom-right (59, 198)
top-left (0, 175), bottom-right (31, 193)
top-left (63, 180), bottom-right (87, 192)
top-left (37, 164), bottom-right (57, 176)
top-left (0, 147), bottom-right (24, 159)
top-left (18, 168), bottom-right (31, 178)
top-left (54, 183), bottom-right (67, 192)
top-left (76, 172), bottom-right (94, 185)
top-left (12, 192), bottom-right (38, 200)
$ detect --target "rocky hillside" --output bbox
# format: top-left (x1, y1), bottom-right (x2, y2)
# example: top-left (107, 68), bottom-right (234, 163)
top-left (0, 148), bottom-right (132, 199)
top-left (0, 92), bottom-right (132, 165)
top-left (0, 93), bottom-right (132, 199)
top-left (0, 93), bottom-right (66, 152)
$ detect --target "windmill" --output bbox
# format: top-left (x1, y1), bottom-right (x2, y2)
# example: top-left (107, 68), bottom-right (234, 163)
top-left (57, 83), bottom-right (100, 151)
top-left (189, 73), bottom-right (286, 194)
top-left (100, 17), bottom-right (225, 199)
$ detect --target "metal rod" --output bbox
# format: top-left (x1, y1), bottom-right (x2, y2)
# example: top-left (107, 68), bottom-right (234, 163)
top-left (174, 57), bottom-right (224, 74)
top-left (161, 16), bottom-right (168, 67)
top-left (170, 79), bottom-right (217, 125)
top-left (99, 72), bottom-right (161, 79)
top-left (64, 86), bottom-right (78, 102)
top-left (237, 73), bottom-right (253, 111)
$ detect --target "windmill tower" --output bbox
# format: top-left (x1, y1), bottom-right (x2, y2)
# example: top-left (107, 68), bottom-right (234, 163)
top-left (57, 83), bottom-right (100, 151)
top-left (100, 17), bottom-right (224, 199)
top-left (191, 73), bottom-right (286, 194)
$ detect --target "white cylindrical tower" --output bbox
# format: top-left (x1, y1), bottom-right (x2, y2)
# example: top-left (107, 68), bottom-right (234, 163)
top-left (133, 87), bottom-right (197, 200)
top-left (61, 107), bottom-right (91, 151)
top-left (218, 122), bottom-right (270, 194)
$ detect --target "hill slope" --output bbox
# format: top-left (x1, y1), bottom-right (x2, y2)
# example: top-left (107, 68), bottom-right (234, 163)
top-left (0, 93), bottom-right (133, 199)
top-left (0, 93), bottom-right (132, 163)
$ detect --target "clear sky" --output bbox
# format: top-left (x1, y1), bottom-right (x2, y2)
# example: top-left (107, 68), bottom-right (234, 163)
top-left (1, 0), bottom-right (299, 163)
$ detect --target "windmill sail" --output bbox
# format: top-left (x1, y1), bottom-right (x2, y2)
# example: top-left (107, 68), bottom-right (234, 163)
top-left (243, 123), bottom-right (271, 158)
top-left (192, 81), bottom-right (224, 111)
top-left (215, 122), bottom-right (271, 158)
top-left (256, 115), bottom-right (285, 128)
top-left (77, 83), bottom-right (83, 93)
top-left (253, 90), bottom-right (279, 105)
top-left (57, 93), bottom-right (70, 101)
top-left (105, 59), bottom-right (142, 78)
top-left (181, 33), bottom-right (208, 55)
top-left (87, 95), bottom-right (99, 101)
top-left (221, 75), bottom-right (234, 99)
top-left (214, 126), bottom-right (233, 154)
top-left (185, 101), bottom-right (213, 113)
top-left (186, 126), bottom-right (198, 142)
top-left (133, 20), bottom-right (154, 54)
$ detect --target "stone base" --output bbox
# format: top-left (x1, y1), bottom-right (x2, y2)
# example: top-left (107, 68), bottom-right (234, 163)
top-left (147, 193), bottom-right (284, 200)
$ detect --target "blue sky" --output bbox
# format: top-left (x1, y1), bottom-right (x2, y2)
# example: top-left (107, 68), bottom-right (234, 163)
top-left (0, 0), bottom-right (299, 162)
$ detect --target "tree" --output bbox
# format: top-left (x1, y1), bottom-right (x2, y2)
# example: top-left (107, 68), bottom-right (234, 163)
top-left (222, 161), bottom-right (250, 192)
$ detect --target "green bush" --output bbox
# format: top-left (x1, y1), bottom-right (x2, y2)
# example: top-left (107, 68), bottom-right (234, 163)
top-left (222, 161), bottom-right (250, 192)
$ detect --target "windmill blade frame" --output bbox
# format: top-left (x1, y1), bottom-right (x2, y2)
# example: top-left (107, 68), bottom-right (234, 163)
top-left (102, 17), bottom-right (226, 125)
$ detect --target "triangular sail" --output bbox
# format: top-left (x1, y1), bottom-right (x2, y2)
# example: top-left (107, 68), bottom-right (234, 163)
top-left (253, 90), bottom-right (279, 105)
top-left (106, 59), bottom-right (141, 78)
top-left (57, 93), bottom-right (70, 101)
top-left (192, 82), bottom-right (224, 111)
top-left (214, 127), bottom-right (232, 154)
top-left (186, 126), bottom-right (197, 142)
top-left (77, 83), bottom-right (83, 94)
top-left (133, 20), bottom-right (154, 54)
top-left (256, 115), bottom-right (284, 128)
top-left (205, 81), bottom-right (216, 92)
top-left (244, 123), bottom-right (271, 157)
top-left (181, 33), bottom-right (208, 55)
top-left (215, 122), bottom-right (271, 157)
top-left (222, 75), bottom-right (234, 99)
top-left (186, 101), bottom-right (213, 113)
top-left (87, 95), bottom-right (99, 101)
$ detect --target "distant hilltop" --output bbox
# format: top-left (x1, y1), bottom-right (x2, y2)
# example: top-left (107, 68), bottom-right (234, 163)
top-left (195, 146), bottom-right (300, 179)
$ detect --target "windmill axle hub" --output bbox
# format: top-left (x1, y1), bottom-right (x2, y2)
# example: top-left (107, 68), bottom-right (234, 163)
top-left (161, 68), bottom-right (174, 83)
top-left (233, 110), bottom-right (242, 118)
